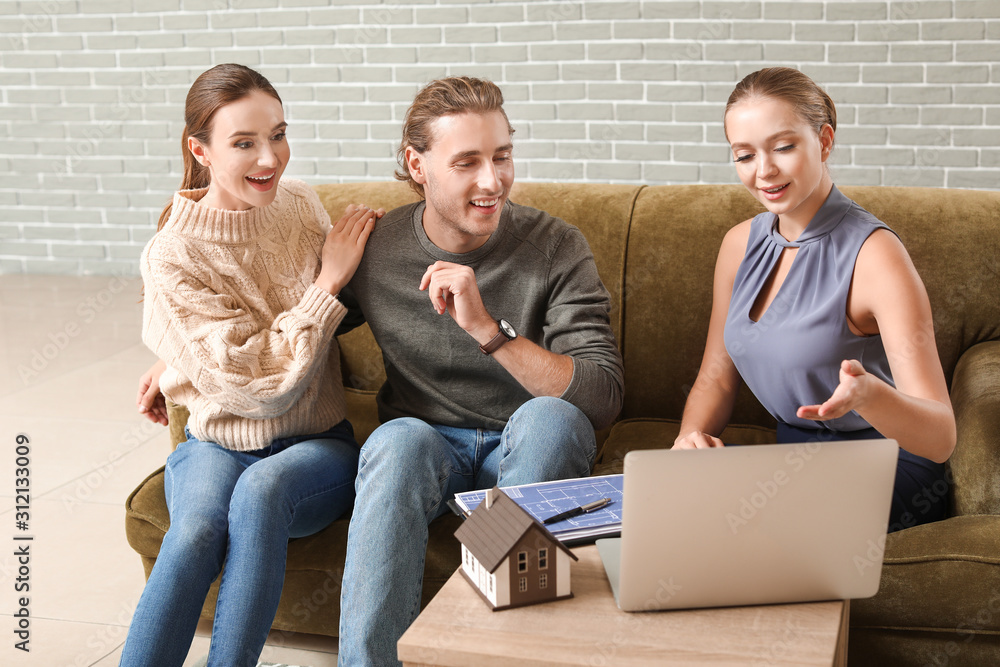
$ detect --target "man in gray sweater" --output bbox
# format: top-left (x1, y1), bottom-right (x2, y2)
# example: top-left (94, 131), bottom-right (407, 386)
top-left (336, 77), bottom-right (624, 666)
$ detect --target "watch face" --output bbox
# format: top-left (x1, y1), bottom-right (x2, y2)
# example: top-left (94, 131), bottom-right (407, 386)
top-left (499, 319), bottom-right (517, 338)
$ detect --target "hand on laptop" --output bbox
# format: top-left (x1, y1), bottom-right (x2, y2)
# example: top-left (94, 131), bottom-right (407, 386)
top-left (673, 431), bottom-right (725, 449)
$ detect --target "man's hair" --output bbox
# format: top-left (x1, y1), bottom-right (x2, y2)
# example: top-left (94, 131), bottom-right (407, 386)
top-left (395, 76), bottom-right (514, 198)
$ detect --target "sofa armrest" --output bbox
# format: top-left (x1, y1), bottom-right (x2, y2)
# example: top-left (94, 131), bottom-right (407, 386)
top-left (948, 341), bottom-right (1000, 517)
top-left (166, 400), bottom-right (189, 450)
top-left (851, 514), bottom-right (1000, 635)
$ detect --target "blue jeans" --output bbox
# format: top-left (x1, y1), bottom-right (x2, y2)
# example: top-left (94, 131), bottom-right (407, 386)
top-left (120, 421), bottom-right (359, 667)
top-left (337, 397), bottom-right (596, 667)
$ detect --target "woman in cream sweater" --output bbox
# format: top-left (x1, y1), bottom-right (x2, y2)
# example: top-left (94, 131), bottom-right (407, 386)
top-left (121, 64), bottom-right (380, 666)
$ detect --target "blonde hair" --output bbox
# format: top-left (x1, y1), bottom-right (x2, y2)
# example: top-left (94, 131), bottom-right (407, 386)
top-left (724, 67), bottom-right (837, 148)
top-left (395, 76), bottom-right (514, 197)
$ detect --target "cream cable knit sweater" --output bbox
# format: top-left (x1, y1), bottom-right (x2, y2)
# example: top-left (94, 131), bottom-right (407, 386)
top-left (140, 179), bottom-right (349, 451)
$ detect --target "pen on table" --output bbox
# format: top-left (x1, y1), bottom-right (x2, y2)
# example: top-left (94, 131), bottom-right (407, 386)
top-left (543, 497), bottom-right (612, 525)
top-left (446, 498), bottom-right (470, 519)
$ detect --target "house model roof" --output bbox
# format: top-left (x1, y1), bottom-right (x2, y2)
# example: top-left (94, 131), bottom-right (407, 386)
top-left (454, 486), bottom-right (578, 574)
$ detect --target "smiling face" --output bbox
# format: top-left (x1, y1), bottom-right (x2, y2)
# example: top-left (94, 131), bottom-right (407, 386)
top-left (726, 96), bottom-right (835, 236)
top-left (188, 89), bottom-right (289, 211)
top-left (406, 110), bottom-right (514, 254)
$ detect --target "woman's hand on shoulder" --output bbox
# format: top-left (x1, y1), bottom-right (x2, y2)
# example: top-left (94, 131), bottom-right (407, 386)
top-left (315, 204), bottom-right (384, 295)
top-left (673, 431), bottom-right (725, 450)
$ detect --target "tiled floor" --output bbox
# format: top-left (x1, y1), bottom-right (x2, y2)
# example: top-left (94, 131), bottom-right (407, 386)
top-left (0, 274), bottom-right (337, 666)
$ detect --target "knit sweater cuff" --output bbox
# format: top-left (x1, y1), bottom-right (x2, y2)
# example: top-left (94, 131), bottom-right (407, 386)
top-left (299, 283), bottom-right (347, 325)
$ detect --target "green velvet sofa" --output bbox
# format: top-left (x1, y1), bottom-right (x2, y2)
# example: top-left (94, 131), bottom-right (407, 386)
top-left (125, 181), bottom-right (1000, 665)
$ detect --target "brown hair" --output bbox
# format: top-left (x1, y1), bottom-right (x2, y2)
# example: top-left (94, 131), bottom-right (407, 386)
top-left (394, 76), bottom-right (514, 197)
top-left (724, 67), bottom-right (837, 147)
top-left (156, 63), bottom-right (282, 230)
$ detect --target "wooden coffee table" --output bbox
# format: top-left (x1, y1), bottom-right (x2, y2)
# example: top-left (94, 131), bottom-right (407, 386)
top-left (398, 544), bottom-right (847, 666)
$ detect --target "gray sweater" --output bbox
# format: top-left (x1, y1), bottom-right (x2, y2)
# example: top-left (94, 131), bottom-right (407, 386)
top-left (338, 200), bottom-right (624, 431)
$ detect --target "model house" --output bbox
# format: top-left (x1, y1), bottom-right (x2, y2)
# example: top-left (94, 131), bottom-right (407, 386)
top-left (454, 487), bottom-right (578, 610)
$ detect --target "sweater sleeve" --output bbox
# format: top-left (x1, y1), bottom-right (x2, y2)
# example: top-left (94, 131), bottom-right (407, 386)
top-left (141, 236), bottom-right (347, 419)
top-left (301, 181), bottom-right (371, 335)
top-left (545, 227), bottom-right (625, 430)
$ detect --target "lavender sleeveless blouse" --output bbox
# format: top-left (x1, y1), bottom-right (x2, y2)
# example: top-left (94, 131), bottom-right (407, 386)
top-left (723, 185), bottom-right (895, 432)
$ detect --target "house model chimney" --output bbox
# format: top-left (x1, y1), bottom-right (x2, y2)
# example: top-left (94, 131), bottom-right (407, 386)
top-left (485, 487), bottom-right (495, 509)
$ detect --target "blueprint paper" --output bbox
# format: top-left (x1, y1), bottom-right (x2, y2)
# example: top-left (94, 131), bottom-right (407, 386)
top-left (454, 474), bottom-right (624, 543)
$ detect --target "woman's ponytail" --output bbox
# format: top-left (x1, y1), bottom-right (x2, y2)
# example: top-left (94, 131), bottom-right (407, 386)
top-left (156, 125), bottom-right (213, 231)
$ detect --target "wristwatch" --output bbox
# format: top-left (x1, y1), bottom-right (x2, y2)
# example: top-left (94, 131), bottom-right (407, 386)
top-left (479, 318), bottom-right (517, 355)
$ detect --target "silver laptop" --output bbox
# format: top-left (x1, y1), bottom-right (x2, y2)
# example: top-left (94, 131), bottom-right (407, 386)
top-left (597, 440), bottom-right (898, 612)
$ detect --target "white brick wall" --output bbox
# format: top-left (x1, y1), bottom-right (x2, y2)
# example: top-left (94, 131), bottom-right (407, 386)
top-left (1, 0), bottom-right (998, 274)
